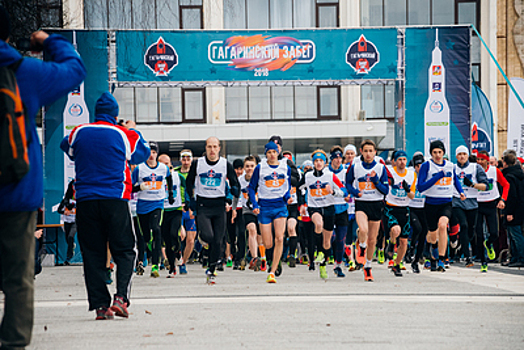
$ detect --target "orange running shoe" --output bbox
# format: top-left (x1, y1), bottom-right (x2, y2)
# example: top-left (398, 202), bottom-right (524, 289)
top-left (260, 259), bottom-right (267, 272)
top-left (363, 267), bottom-right (374, 282)
top-left (356, 243), bottom-right (367, 265)
top-left (388, 260), bottom-right (394, 268)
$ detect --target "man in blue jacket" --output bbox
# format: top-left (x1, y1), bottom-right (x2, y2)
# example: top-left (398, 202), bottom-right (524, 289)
top-left (0, 6), bottom-right (86, 349)
top-left (61, 92), bottom-right (150, 320)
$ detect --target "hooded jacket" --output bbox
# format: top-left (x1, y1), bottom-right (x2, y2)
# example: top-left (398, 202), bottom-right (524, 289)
top-left (502, 164), bottom-right (524, 226)
top-left (60, 92), bottom-right (150, 202)
top-left (0, 35), bottom-right (86, 212)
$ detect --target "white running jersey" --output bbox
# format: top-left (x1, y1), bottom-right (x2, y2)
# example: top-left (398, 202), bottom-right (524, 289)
top-left (331, 167), bottom-right (347, 206)
top-left (453, 163), bottom-right (478, 199)
top-left (352, 161), bottom-right (386, 201)
top-left (257, 159), bottom-right (289, 200)
top-left (386, 167), bottom-right (415, 207)
top-left (289, 186), bottom-right (298, 205)
top-left (305, 168), bottom-right (335, 208)
top-left (136, 162), bottom-right (170, 202)
top-left (62, 200), bottom-right (76, 223)
top-left (164, 170), bottom-right (182, 209)
top-left (194, 157), bottom-right (227, 198)
top-left (238, 174), bottom-right (249, 208)
top-left (478, 165), bottom-right (500, 203)
top-left (421, 160), bottom-right (454, 198)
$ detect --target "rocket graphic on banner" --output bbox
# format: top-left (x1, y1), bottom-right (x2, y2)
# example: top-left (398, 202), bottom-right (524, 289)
top-left (424, 29), bottom-right (450, 157)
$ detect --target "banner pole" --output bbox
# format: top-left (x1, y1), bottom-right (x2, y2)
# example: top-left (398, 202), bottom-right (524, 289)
top-left (471, 25), bottom-right (524, 110)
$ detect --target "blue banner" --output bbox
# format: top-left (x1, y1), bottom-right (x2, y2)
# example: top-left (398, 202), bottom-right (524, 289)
top-left (404, 27), bottom-right (471, 158)
top-left (471, 82), bottom-right (494, 154)
top-left (116, 29), bottom-right (399, 82)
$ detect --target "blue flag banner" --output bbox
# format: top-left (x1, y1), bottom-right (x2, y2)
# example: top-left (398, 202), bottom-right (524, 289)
top-left (471, 82), bottom-right (494, 154)
top-left (404, 26), bottom-right (471, 158)
top-left (115, 29), bottom-right (399, 83)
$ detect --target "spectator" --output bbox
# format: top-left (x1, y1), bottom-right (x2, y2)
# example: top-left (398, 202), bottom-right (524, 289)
top-left (0, 5), bottom-right (86, 348)
top-left (501, 152), bottom-right (524, 267)
top-left (60, 92), bottom-right (150, 320)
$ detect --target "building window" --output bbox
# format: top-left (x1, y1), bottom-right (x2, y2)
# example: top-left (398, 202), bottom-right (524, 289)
top-left (225, 86), bottom-right (338, 121)
top-left (384, 0), bottom-right (406, 26)
top-left (113, 87), bottom-right (205, 124)
top-left (361, 85), bottom-right (395, 119)
top-left (224, 0), bottom-right (336, 29)
top-left (408, 0), bottom-right (430, 26)
top-left (180, 0), bottom-right (203, 29)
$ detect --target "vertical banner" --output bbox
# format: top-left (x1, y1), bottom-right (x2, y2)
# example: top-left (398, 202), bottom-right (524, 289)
top-left (471, 82), bottom-right (494, 154)
top-left (63, 83), bottom-right (89, 190)
top-left (507, 77), bottom-right (524, 157)
top-left (404, 26), bottom-right (471, 158)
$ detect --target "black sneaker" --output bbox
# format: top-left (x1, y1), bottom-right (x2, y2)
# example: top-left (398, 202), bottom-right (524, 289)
top-left (430, 260), bottom-right (437, 272)
top-left (391, 265), bottom-right (403, 277)
top-left (411, 262), bottom-right (420, 274)
top-left (385, 242), bottom-right (395, 260)
top-left (216, 263), bottom-right (224, 272)
top-left (275, 261), bottom-right (283, 277)
top-left (309, 263), bottom-right (315, 271)
top-left (233, 261), bottom-right (239, 270)
top-left (288, 256), bottom-right (296, 268)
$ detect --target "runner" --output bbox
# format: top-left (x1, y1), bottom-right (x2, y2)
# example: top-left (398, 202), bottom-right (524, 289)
top-left (346, 139), bottom-right (389, 282)
top-left (476, 150), bottom-right (510, 272)
top-left (298, 149), bottom-right (345, 280)
top-left (249, 142), bottom-right (292, 283)
top-left (282, 151), bottom-right (299, 268)
top-left (343, 144), bottom-right (359, 271)
top-left (383, 150), bottom-right (416, 277)
top-left (186, 137), bottom-right (240, 284)
top-left (417, 140), bottom-right (465, 272)
top-left (175, 149), bottom-right (195, 275)
top-left (132, 142), bottom-right (174, 278)
top-left (408, 153), bottom-right (427, 274)
top-left (450, 146), bottom-right (488, 268)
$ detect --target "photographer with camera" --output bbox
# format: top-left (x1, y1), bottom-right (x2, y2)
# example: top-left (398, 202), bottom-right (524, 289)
top-left (0, 5), bottom-right (86, 349)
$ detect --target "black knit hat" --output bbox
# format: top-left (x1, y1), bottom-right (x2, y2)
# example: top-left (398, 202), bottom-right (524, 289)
top-left (429, 140), bottom-right (445, 154)
top-left (233, 159), bottom-right (243, 169)
top-left (0, 5), bottom-right (10, 41)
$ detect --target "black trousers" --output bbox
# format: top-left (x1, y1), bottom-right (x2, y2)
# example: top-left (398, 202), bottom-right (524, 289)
top-left (76, 200), bottom-right (136, 310)
top-left (477, 201), bottom-right (499, 264)
top-left (410, 207), bottom-right (427, 262)
top-left (64, 222), bottom-right (77, 261)
top-left (0, 211), bottom-right (36, 348)
top-left (161, 210), bottom-right (182, 270)
top-left (451, 207), bottom-right (478, 259)
top-left (197, 205), bottom-right (226, 273)
top-left (227, 211), bottom-right (247, 262)
top-left (137, 209), bottom-right (163, 267)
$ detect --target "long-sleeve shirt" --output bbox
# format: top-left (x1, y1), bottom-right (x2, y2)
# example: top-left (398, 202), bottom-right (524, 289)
top-left (417, 160), bottom-right (463, 205)
top-left (248, 163), bottom-right (291, 210)
top-left (452, 161), bottom-right (489, 210)
top-left (345, 160), bottom-right (389, 198)
top-left (297, 168), bottom-right (345, 206)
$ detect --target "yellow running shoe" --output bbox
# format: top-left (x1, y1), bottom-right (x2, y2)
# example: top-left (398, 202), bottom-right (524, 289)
top-left (348, 260), bottom-right (356, 271)
top-left (266, 273), bottom-right (276, 283)
top-left (319, 265), bottom-right (328, 279)
top-left (315, 252), bottom-right (325, 264)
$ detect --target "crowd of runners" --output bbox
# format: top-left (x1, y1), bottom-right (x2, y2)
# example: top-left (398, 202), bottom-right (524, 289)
top-left (59, 134), bottom-right (524, 287)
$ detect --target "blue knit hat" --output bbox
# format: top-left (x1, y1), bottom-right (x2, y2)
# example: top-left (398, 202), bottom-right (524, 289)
top-left (265, 141), bottom-right (279, 154)
top-left (95, 92), bottom-right (119, 118)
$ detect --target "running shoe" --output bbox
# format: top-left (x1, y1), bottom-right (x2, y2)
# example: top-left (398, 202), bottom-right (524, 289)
top-left (319, 265), bottom-right (328, 280)
top-left (480, 264), bottom-right (488, 273)
top-left (399, 262), bottom-right (406, 270)
top-left (430, 260), bottom-right (437, 272)
top-left (249, 258), bottom-right (258, 271)
top-left (206, 269), bottom-right (216, 284)
top-left (328, 257), bottom-right (335, 265)
top-left (105, 268), bottom-right (113, 285)
top-left (484, 241), bottom-right (496, 260)
top-left (315, 252), bottom-right (325, 264)
top-left (356, 244), bottom-right (367, 265)
top-left (260, 259), bottom-right (267, 272)
top-left (424, 259), bottom-right (431, 270)
top-left (348, 261), bottom-right (356, 272)
top-left (275, 261), bottom-right (283, 277)
top-left (465, 258), bottom-right (474, 267)
top-left (391, 265), bottom-right (403, 277)
top-left (444, 259), bottom-right (450, 269)
top-left (163, 258), bottom-right (170, 271)
top-left (233, 261), bottom-right (239, 270)
top-left (110, 296), bottom-right (129, 318)
top-left (179, 264), bottom-right (187, 275)
top-left (431, 247), bottom-right (439, 261)
top-left (437, 260), bottom-right (446, 272)
top-left (300, 255), bottom-right (309, 265)
top-left (378, 250), bottom-right (385, 264)
top-left (388, 260), bottom-right (394, 268)
top-left (166, 271), bottom-right (176, 278)
top-left (136, 262), bottom-right (144, 276)
top-left (288, 256), bottom-right (297, 268)
top-left (95, 306), bottom-right (114, 320)
top-left (334, 266), bottom-right (345, 278)
top-left (355, 263), bottom-right (364, 271)
top-left (309, 263), bottom-right (315, 271)
top-left (266, 273), bottom-right (277, 283)
top-left (239, 259), bottom-right (246, 271)
top-left (363, 267), bottom-right (374, 282)
top-left (151, 265), bottom-right (160, 278)
top-left (226, 259), bottom-right (233, 268)
top-left (411, 262), bottom-right (420, 274)
top-left (216, 263), bottom-right (224, 272)
top-left (159, 262), bottom-right (165, 270)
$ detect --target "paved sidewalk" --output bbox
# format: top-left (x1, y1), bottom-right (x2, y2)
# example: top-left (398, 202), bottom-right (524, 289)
top-left (3, 261), bottom-right (524, 349)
